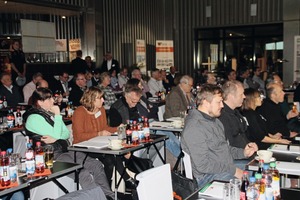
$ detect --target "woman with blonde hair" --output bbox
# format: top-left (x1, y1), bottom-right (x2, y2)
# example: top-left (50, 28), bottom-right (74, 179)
top-left (72, 86), bottom-right (117, 143)
top-left (241, 88), bottom-right (291, 150)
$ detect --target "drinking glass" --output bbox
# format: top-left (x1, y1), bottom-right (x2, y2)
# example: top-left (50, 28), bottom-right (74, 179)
top-left (44, 145), bottom-right (54, 168)
top-left (179, 111), bottom-right (186, 125)
top-left (117, 125), bottom-right (126, 140)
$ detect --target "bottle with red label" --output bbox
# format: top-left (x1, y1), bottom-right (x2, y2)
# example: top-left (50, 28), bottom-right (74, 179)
top-left (35, 142), bottom-right (45, 173)
top-left (16, 109), bottom-right (23, 128)
top-left (240, 171), bottom-right (249, 200)
top-left (143, 117), bottom-right (150, 141)
top-left (25, 142), bottom-right (35, 177)
top-left (0, 151), bottom-right (11, 186)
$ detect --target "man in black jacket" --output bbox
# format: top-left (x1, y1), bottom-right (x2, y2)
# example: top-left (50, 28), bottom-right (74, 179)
top-left (0, 73), bottom-right (23, 107)
top-left (100, 51), bottom-right (120, 74)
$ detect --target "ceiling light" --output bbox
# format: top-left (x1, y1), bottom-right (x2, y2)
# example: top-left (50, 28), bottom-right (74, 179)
top-left (61, 16), bottom-right (66, 19)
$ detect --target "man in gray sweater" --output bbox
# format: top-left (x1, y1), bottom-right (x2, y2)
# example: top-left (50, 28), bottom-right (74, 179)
top-left (181, 84), bottom-right (257, 188)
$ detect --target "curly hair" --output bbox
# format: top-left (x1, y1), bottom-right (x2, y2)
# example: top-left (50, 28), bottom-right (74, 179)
top-left (80, 86), bottom-right (104, 112)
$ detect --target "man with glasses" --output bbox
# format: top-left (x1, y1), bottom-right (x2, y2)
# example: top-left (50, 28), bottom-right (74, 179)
top-left (164, 75), bottom-right (194, 119)
top-left (109, 84), bottom-right (181, 159)
top-left (148, 68), bottom-right (166, 97)
top-left (131, 68), bottom-right (151, 98)
top-left (68, 73), bottom-right (87, 106)
top-left (51, 71), bottom-right (71, 97)
top-left (0, 72), bottom-right (23, 107)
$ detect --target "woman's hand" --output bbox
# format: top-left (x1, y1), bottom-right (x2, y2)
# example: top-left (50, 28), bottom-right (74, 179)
top-left (98, 130), bottom-right (112, 136)
top-left (49, 105), bottom-right (60, 115)
top-left (41, 135), bottom-right (57, 144)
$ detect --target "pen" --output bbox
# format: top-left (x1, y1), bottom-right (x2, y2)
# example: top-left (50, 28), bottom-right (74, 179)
top-left (287, 144), bottom-right (290, 151)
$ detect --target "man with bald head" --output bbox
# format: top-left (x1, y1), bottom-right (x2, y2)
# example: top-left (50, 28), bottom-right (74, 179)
top-left (257, 83), bottom-right (298, 138)
top-left (164, 75), bottom-right (194, 119)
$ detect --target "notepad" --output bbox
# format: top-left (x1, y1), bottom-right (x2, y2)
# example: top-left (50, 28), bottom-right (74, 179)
top-left (73, 141), bottom-right (109, 149)
top-left (199, 181), bottom-right (225, 199)
top-left (269, 144), bottom-right (300, 155)
top-left (276, 161), bottom-right (300, 176)
top-left (150, 121), bottom-right (173, 128)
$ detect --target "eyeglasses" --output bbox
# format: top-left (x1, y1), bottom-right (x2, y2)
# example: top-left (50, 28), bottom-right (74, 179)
top-left (186, 82), bottom-right (193, 87)
top-left (127, 95), bottom-right (140, 104)
top-left (77, 78), bottom-right (86, 81)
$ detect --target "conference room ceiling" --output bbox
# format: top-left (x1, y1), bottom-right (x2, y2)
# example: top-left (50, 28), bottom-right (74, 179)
top-left (0, 0), bottom-right (81, 17)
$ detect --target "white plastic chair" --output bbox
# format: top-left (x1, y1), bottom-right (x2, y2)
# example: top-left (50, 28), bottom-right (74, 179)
top-left (158, 105), bottom-right (165, 121)
top-left (13, 131), bottom-right (28, 158)
top-left (136, 164), bottom-right (173, 200)
top-left (182, 150), bottom-right (193, 179)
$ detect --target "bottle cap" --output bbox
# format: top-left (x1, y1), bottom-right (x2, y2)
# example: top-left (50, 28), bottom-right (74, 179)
top-left (6, 148), bottom-right (13, 154)
top-left (249, 177), bottom-right (256, 183)
top-left (263, 164), bottom-right (269, 170)
top-left (255, 173), bottom-right (262, 179)
top-left (1, 151), bottom-right (6, 155)
top-left (36, 141), bottom-right (41, 146)
top-left (270, 162), bottom-right (276, 167)
top-left (243, 171), bottom-right (249, 174)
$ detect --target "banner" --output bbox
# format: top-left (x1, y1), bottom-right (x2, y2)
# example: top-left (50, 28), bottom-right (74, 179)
top-left (69, 38), bottom-right (81, 52)
top-left (136, 39), bottom-right (146, 73)
top-left (156, 40), bottom-right (174, 69)
top-left (55, 39), bottom-right (67, 51)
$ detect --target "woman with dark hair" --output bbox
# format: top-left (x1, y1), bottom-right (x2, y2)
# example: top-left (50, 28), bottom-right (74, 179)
top-left (23, 88), bottom-right (114, 199)
top-left (241, 88), bottom-right (291, 150)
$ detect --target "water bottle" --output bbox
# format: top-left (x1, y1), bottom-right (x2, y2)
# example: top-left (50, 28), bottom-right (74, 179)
top-left (263, 164), bottom-right (274, 200)
top-left (246, 177), bottom-right (259, 200)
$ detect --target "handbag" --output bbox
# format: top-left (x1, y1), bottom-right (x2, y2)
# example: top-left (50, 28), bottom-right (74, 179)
top-left (126, 155), bottom-right (153, 174)
top-left (171, 151), bottom-right (198, 199)
top-left (171, 171), bottom-right (198, 199)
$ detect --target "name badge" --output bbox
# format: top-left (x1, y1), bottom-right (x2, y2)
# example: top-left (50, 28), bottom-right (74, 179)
top-left (95, 111), bottom-right (101, 118)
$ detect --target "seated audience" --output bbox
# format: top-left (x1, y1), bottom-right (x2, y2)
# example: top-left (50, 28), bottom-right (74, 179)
top-left (164, 75), bottom-right (194, 119)
top-left (118, 67), bottom-right (129, 89)
top-left (0, 73), bottom-right (23, 106)
top-left (131, 68), bottom-right (151, 98)
top-left (204, 72), bottom-right (217, 85)
top-left (241, 88), bottom-right (291, 150)
top-left (68, 73), bottom-right (87, 106)
top-left (92, 68), bottom-right (101, 86)
top-left (126, 78), bottom-right (158, 119)
top-left (23, 88), bottom-right (114, 199)
top-left (51, 71), bottom-right (71, 97)
top-left (72, 86), bottom-right (137, 190)
top-left (98, 72), bottom-right (117, 107)
top-left (23, 72), bottom-right (43, 103)
top-left (252, 67), bottom-right (266, 95)
top-left (109, 69), bottom-right (120, 90)
top-left (257, 83), bottom-right (299, 138)
top-left (109, 85), bottom-right (181, 158)
top-left (181, 84), bottom-right (257, 188)
top-left (219, 80), bottom-right (250, 149)
top-left (148, 68), bottom-right (166, 97)
top-left (226, 69), bottom-right (237, 81)
top-left (85, 71), bottom-right (94, 88)
top-left (167, 66), bottom-right (179, 88)
top-left (237, 67), bottom-right (259, 90)
top-left (160, 69), bottom-right (171, 93)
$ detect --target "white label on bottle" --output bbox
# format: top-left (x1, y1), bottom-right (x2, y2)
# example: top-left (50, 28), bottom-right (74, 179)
top-left (26, 160), bottom-right (35, 175)
top-left (35, 155), bottom-right (45, 168)
top-left (9, 165), bottom-right (18, 182)
top-left (17, 116), bottom-right (22, 126)
top-left (132, 131), bottom-right (139, 141)
top-left (2, 166), bottom-right (10, 181)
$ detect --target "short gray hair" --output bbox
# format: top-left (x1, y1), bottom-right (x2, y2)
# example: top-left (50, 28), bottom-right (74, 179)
top-left (221, 80), bottom-right (243, 100)
top-left (179, 75), bottom-right (193, 84)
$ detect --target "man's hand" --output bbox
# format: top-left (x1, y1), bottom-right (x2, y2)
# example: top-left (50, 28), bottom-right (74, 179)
top-left (290, 131), bottom-right (299, 138)
top-left (234, 168), bottom-right (244, 179)
top-left (287, 109), bottom-right (299, 120)
top-left (269, 133), bottom-right (282, 140)
top-left (244, 142), bottom-right (258, 157)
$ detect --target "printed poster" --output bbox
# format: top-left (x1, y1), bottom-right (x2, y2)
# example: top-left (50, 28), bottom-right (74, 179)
top-left (156, 40), bottom-right (174, 69)
top-left (136, 39), bottom-right (146, 73)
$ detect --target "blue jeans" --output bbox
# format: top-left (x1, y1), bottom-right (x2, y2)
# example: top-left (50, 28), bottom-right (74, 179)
top-left (154, 130), bottom-right (181, 158)
top-left (1, 191), bottom-right (24, 200)
top-left (196, 159), bottom-right (249, 188)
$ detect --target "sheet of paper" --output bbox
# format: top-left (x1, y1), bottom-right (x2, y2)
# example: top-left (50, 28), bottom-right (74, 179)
top-left (276, 161), bottom-right (300, 176)
top-left (269, 144), bottom-right (300, 155)
top-left (199, 181), bottom-right (225, 199)
top-left (150, 121), bottom-right (173, 128)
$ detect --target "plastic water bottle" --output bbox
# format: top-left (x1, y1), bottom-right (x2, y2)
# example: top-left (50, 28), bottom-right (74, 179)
top-left (255, 173), bottom-right (265, 200)
top-left (246, 177), bottom-right (259, 200)
top-left (269, 162), bottom-right (280, 199)
top-left (25, 143), bottom-right (35, 178)
top-left (263, 164), bottom-right (274, 200)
